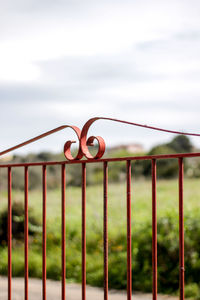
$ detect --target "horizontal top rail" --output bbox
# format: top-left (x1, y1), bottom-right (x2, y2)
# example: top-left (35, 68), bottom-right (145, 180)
top-left (0, 151), bottom-right (200, 168)
top-left (1, 117), bottom-right (200, 162)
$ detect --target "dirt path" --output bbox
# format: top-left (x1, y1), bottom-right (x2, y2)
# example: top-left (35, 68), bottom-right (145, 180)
top-left (1, 277), bottom-right (178, 300)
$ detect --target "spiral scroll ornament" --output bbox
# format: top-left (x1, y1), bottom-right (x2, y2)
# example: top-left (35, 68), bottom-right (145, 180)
top-left (63, 126), bottom-right (83, 161)
top-left (63, 118), bottom-right (106, 161)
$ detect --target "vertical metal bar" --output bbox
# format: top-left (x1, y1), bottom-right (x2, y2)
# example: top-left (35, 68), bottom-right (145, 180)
top-left (82, 163), bottom-right (86, 300)
top-left (24, 166), bottom-right (29, 300)
top-left (126, 160), bottom-right (132, 300)
top-left (179, 158), bottom-right (184, 300)
top-left (152, 159), bottom-right (157, 300)
top-left (61, 164), bottom-right (66, 300)
top-left (103, 162), bottom-right (108, 300)
top-left (8, 167), bottom-right (12, 300)
top-left (42, 165), bottom-right (47, 300)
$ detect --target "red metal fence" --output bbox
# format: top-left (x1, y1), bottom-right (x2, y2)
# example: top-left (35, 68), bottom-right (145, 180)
top-left (1, 117), bottom-right (200, 300)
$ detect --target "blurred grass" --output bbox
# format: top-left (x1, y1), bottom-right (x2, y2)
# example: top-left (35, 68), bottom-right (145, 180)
top-left (1, 177), bottom-right (200, 224)
top-left (0, 178), bottom-right (200, 298)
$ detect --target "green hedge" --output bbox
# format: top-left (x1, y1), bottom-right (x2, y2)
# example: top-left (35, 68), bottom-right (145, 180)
top-left (0, 210), bottom-right (200, 298)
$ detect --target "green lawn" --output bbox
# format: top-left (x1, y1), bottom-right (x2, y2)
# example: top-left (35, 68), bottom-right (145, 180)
top-left (0, 178), bottom-right (200, 297)
top-left (1, 177), bottom-right (200, 225)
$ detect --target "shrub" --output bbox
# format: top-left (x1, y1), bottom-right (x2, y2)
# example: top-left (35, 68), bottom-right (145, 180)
top-left (185, 283), bottom-right (200, 299)
top-left (0, 202), bottom-right (41, 246)
top-left (0, 207), bottom-right (200, 297)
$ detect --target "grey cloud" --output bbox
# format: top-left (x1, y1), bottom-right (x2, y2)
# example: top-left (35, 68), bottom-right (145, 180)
top-left (0, 0), bottom-right (81, 13)
top-left (0, 84), bottom-right (58, 102)
top-left (0, 0), bottom-right (131, 15)
top-left (39, 55), bottom-right (166, 85)
top-left (137, 29), bottom-right (200, 51)
top-left (175, 30), bottom-right (200, 41)
top-left (0, 83), bottom-right (98, 102)
top-left (117, 98), bottom-right (200, 112)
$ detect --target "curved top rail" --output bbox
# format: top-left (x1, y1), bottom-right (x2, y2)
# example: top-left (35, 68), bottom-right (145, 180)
top-left (80, 117), bottom-right (200, 159)
top-left (0, 125), bottom-right (82, 160)
top-left (0, 117), bottom-right (200, 161)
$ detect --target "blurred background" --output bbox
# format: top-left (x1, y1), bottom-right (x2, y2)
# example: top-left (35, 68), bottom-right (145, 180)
top-left (0, 1), bottom-right (200, 299)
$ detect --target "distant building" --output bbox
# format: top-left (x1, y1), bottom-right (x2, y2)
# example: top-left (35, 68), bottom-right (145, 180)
top-left (110, 143), bottom-right (144, 153)
top-left (0, 154), bottom-right (13, 162)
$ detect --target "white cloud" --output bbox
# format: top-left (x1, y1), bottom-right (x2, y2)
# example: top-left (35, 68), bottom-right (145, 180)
top-left (1, 0), bottom-right (198, 83)
top-left (0, 58), bottom-right (41, 83)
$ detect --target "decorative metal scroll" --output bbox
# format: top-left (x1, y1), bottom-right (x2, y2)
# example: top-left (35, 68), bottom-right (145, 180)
top-left (1, 117), bottom-right (200, 161)
top-left (64, 117), bottom-right (200, 161)
top-left (64, 118), bottom-right (106, 160)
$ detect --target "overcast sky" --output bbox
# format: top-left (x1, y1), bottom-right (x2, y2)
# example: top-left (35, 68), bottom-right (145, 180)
top-left (0, 0), bottom-right (200, 155)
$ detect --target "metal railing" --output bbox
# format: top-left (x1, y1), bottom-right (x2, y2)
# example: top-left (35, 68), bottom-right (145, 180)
top-left (1, 117), bottom-right (200, 300)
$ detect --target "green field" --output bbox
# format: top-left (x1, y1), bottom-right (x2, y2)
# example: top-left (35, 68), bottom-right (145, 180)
top-left (1, 177), bottom-right (200, 221)
top-left (0, 178), bottom-right (200, 298)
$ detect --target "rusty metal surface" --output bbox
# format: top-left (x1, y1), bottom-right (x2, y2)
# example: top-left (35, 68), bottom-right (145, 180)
top-left (103, 161), bottom-right (108, 300)
top-left (42, 165), bottom-right (47, 300)
top-left (7, 167), bottom-right (12, 300)
top-left (61, 164), bottom-right (66, 300)
top-left (24, 166), bottom-right (29, 300)
top-left (2, 117), bottom-right (199, 300)
top-left (126, 160), bottom-right (132, 300)
top-left (152, 159), bottom-right (157, 300)
top-left (1, 151), bottom-right (200, 168)
top-left (82, 163), bottom-right (86, 300)
top-left (179, 159), bottom-right (185, 300)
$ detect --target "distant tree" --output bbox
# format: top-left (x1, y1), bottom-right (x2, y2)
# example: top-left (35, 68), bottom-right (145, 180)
top-left (142, 135), bottom-right (193, 178)
top-left (167, 135), bottom-right (193, 153)
top-left (38, 152), bottom-right (53, 161)
top-left (148, 145), bottom-right (175, 156)
top-left (143, 145), bottom-right (177, 178)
